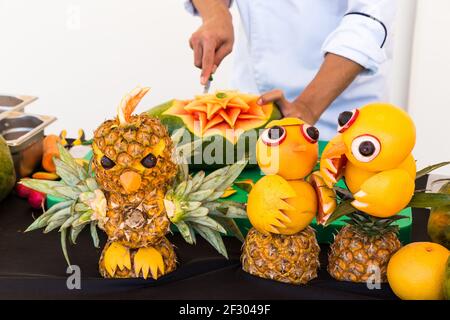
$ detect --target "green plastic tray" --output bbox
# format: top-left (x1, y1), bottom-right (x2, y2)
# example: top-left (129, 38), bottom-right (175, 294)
top-left (46, 141), bottom-right (412, 244)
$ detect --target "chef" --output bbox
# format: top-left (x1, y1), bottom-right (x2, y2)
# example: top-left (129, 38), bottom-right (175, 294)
top-left (185, 0), bottom-right (396, 140)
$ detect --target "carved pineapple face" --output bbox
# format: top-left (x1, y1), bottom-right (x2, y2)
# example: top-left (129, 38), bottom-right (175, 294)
top-left (92, 114), bottom-right (177, 196)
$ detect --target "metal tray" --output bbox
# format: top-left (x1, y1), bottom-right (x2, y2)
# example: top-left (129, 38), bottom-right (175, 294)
top-left (0, 95), bottom-right (38, 121)
top-left (0, 111), bottom-right (56, 178)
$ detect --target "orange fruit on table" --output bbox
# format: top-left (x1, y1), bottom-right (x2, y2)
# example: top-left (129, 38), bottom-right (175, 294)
top-left (387, 242), bottom-right (449, 300)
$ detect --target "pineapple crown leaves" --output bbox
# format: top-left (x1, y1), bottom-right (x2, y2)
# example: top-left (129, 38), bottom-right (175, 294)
top-left (325, 161), bottom-right (450, 226)
top-left (21, 143), bottom-right (104, 266)
top-left (345, 212), bottom-right (406, 238)
top-left (164, 159), bottom-right (248, 258)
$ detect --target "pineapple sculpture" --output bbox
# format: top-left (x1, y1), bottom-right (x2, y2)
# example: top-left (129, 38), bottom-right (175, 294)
top-left (22, 87), bottom-right (247, 279)
top-left (241, 118), bottom-right (331, 284)
top-left (319, 103), bottom-right (450, 282)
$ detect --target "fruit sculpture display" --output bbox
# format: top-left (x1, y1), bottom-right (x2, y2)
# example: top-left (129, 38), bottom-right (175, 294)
top-left (0, 135), bottom-right (15, 202)
top-left (319, 103), bottom-right (450, 283)
top-left (241, 118), bottom-right (328, 284)
top-left (147, 91), bottom-right (281, 168)
top-left (387, 242), bottom-right (449, 300)
top-left (428, 180), bottom-right (450, 249)
top-left (21, 87), bottom-right (247, 279)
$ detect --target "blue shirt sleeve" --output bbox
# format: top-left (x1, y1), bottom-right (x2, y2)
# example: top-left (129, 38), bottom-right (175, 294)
top-left (184, 0), bottom-right (233, 16)
top-left (321, 0), bottom-right (397, 74)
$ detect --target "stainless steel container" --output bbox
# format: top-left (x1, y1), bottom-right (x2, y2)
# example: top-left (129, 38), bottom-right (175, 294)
top-left (0, 111), bottom-right (56, 178)
top-left (0, 95), bottom-right (38, 121)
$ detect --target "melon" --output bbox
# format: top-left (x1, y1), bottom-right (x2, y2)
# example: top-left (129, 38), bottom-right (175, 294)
top-left (148, 91), bottom-right (281, 168)
top-left (0, 135), bottom-right (15, 202)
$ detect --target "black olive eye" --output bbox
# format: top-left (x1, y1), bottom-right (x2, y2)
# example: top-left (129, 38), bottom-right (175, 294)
top-left (338, 109), bottom-right (359, 133)
top-left (268, 126), bottom-right (284, 139)
top-left (101, 156), bottom-right (115, 170)
top-left (261, 126), bottom-right (286, 146)
top-left (141, 153), bottom-right (157, 168)
top-left (351, 135), bottom-right (381, 162)
top-left (338, 111), bottom-right (353, 127)
top-left (359, 141), bottom-right (375, 156)
top-left (301, 124), bottom-right (319, 143)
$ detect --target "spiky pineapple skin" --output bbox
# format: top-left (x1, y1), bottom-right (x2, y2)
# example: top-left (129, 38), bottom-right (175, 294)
top-left (99, 237), bottom-right (177, 278)
top-left (328, 225), bottom-right (401, 282)
top-left (241, 227), bottom-right (320, 284)
top-left (93, 114), bottom-right (178, 278)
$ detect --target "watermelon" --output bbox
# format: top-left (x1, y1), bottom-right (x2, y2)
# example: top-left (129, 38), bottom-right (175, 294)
top-left (147, 91), bottom-right (281, 168)
top-left (0, 135), bottom-right (15, 202)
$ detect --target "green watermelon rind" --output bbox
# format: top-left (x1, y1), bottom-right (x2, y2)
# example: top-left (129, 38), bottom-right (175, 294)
top-left (0, 136), bottom-right (15, 202)
top-left (147, 100), bottom-right (282, 169)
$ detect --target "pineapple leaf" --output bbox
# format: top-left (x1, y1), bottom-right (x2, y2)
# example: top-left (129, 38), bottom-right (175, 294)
top-left (59, 213), bottom-right (81, 231)
top-left (47, 207), bottom-right (71, 224)
top-left (416, 161), bottom-right (450, 179)
top-left (54, 158), bottom-right (81, 186)
top-left (20, 179), bottom-right (70, 199)
top-left (90, 222), bottom-right (100, 248)
top-left (180, 201), bottom-right (202, 212)
top-left (44, 218), bottom-right (67, 233)
top-left (54, 186), bottom-right (82, 200)
top-left (188, 189), bottom-right (214, 202)
top-left (185, 207), bottom-right (209, 218)
top-left (60, 228), bottom-right (71, 266)
top-left (204, 201), bottom-right (247, 219)
top-left (193, 223), bottom-right (228, 258)
top-left (191, 171), bottom-right (205, 192)
top-left (408, 192), bottom-right (450, 208)
top-left (185, 216), bottom-right (227, 234)
top-left (70, 223), bottom-right (88, 244)
top-left (175, 220), bottom-right (195, 244)
top-left (324, 199), bottom-right (357, 226)
top-left (333, 186), bottom-right (354, 200)
top-left (214, 217), bottom-right (245, 243)
top-left (25, 200), bottom-right (74, 232)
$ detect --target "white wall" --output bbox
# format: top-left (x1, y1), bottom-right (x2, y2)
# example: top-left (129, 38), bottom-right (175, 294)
top-left (408, 0), bottom-right (450, 175)
top-left (1, 0), bottom-right (449, 175)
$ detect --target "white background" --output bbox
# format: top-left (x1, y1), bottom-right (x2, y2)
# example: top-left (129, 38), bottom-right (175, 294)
top-left (0, 0), bottom-right (449, 174)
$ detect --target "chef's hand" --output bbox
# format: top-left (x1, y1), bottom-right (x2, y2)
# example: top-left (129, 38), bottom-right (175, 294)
top-left (190, 0), bottom-right (234, 85)
top-left (257, 90), bottom-right (318, 125)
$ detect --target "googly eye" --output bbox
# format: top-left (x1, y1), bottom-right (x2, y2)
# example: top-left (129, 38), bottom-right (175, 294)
top-left (301, 124), bottom-right (319, 143)
top-left (351, 135), bottom-right (381, 162)
top-left (338, 109), bottom-right (359, 133)
top-left (141, 153), bottom-right (157, 168)
top-left (261, 126), bottom-right (286, 146)
top-left (101, 155), bottom-right (115, 170)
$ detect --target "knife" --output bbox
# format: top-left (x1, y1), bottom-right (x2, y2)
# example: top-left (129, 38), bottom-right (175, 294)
top-left (203, 74), bottom-right (213, 94)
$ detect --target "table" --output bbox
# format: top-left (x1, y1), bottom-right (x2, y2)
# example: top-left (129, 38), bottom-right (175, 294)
top-left (0, 178), bottom-right (431, 300)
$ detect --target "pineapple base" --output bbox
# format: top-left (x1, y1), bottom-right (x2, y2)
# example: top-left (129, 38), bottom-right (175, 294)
top-left (328, 225), bottom-right (401, 283)
top-left (99, 237), bottom-right (177, 279)
top-left (241, 227), bottom-right (320, 285)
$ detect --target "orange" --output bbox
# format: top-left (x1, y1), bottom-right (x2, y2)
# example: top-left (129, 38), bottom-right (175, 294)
top-left (247, 175), bottom-right (317, 235)
top-left (387, 242), bottom-right (449, 300)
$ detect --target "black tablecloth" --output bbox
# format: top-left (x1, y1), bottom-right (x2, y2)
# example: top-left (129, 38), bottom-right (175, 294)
top-left (0, 178), bottom-right (431, 300)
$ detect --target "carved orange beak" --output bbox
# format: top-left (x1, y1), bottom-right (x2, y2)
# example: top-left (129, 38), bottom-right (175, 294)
top-left (120, 171), bottom-right (142, 194)
top-left (320, 134), bottom-right (348, 187)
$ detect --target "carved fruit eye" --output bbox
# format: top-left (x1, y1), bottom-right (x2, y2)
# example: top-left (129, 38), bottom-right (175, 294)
top-left (338, 109), bottom-right (359, 133)
top-left (301, 124), bottom-right (319, 143)
top-left (261, 126), bottom-right (286, 146)
top-left (141, 153), bottom-right (157, 168)
top-left (101, 156), bottom-right (115, 170)
top-left (351, 135), bottom-right (381, 162)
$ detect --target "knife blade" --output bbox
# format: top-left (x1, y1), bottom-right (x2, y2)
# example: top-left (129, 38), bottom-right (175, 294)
top-left (203, 75), bottom-right (213, 94)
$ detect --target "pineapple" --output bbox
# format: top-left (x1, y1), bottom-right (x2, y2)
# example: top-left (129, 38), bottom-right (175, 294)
top-left (22, 87), bottom-right (248, 280)
top-left (241, 227), bottom-right (320, 284)
top-left (328, 212), bottom-right (401, 283)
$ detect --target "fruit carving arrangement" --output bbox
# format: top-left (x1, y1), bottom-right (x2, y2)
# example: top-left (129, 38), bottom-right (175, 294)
top-left (241, 118), bottom-right (325, 284)
top-left (15, 87), bottom-right (450, 298)
top-left (21, 87), bottom-right (247, 279)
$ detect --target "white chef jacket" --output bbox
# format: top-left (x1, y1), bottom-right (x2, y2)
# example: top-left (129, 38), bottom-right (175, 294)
top-left (185, 0), bottom-right (396, 140)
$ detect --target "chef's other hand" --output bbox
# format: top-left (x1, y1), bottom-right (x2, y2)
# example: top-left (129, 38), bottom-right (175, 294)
top-left (257, 90), bottom-right (318, 125)
top-left (190, 0), bottom-right (234, 85)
